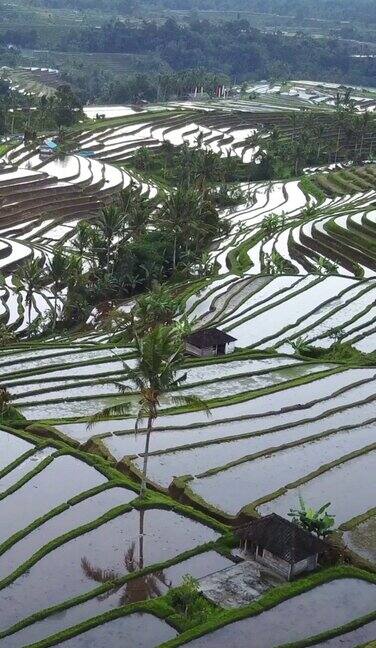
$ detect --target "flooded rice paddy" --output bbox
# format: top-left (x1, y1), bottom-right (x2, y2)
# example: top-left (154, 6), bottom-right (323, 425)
top-left (4, 552), bottom-right (231, 646)
top-left (186, 579), bottom-right (376, 648)
top-left (259, 449), bottom-right (376, 524)
top-left (0, 508), bottom-right (219, 630)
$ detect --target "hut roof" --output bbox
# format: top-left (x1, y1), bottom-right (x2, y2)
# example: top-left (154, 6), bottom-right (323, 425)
top-left (186, 328), bottom-right (236, 349)
top-left (236, 514), bottom-right (325, 564)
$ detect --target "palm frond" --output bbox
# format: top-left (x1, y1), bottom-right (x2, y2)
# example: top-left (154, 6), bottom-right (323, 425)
top-left (169, 394), bottom-right (211, 416)
top-left (87, 401), bottom-right (132, 429)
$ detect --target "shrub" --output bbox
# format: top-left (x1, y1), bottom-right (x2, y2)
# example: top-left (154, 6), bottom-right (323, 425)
top-left (166, 575), bottom-right (214, 626)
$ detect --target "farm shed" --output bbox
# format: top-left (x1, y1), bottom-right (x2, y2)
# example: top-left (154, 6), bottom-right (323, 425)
top-left (185, 328), bottom-right (236, 357)
top-left (237, 514), bottom-right (325, 581)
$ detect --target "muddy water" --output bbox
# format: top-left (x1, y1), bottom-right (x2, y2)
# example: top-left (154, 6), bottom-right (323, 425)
top-left (82, 368), bottom-right (374, 432)
top-left (187, 579), bottom-right (376, 648)
top-left (4, 551), bottom-right (231, 647)
top-left (344, 515), bottom-right (376, 565)
top-left (133, 407), bottom-right (376, 488)
top-left (0, 455), bottom-right (106, 544)
top-left (3, 349), bottom-right (120, 373)
top-left (83, 105), bottom-right (138, 119)
top-left (230, 278), bottom-right (354, 347)
top-left (56, 368), bottom-right (375, 445)
top-left (0, 508), bottom-right (218, 631)
top-left (169, 364), bottom-right (334, 402)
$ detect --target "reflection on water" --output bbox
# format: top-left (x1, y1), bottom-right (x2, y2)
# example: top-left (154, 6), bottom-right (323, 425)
top-left (81, 510), bottom-right (172, 605)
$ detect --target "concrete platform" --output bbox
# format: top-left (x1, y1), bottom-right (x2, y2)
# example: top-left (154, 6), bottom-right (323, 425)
top-left (198, 559), bottom-right (283, 609)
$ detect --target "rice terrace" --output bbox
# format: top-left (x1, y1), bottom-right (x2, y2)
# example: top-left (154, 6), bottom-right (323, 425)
top-left (1, 22), bottom-right (376, 644)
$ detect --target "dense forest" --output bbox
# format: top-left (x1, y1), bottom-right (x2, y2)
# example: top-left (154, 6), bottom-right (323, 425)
top-left (141, 0), bottom-right (376, 24)
top-left (2, 19), bottom-right (375, 90)
top-left (19, 0), bottom-right (376, 25)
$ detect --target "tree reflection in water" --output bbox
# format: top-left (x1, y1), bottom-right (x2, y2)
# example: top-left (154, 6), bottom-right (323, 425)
top-left (81, 510), bottom-right (172, 606)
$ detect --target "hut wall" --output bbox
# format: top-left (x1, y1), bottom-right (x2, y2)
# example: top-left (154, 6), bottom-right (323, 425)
top-left (257, 549), bottom-right (291, 579)
top-left (185, 342), bottom-right (217, 357)
top-left (226, 341), bottom-right (236, 354)
top-left (291, 554), bottom-right (318, 577)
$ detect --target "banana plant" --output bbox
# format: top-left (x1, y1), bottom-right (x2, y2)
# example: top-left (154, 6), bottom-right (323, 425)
top-left (288, 495), bottom-right (335, 538)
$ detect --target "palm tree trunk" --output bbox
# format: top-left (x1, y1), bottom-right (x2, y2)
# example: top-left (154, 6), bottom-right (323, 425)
top-left (360, 133), bottom-right (365, 160)
top-left (106, 238), bottom-right (111, 272)
top-left (172, 235), bottom-right (177, 272)
top-left (335, 127), bottom-right (341, 164)
top-left (53, 290), bottom-right (57, 331)
top-left (140, 416), bottom-right (153, 498)
top-left (28, 297), bottom-right (32, 338)
top-left (138, 509), bottom-right (145, 570)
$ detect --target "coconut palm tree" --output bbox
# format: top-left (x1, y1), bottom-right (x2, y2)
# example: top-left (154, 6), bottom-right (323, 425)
top-left (46, 247), bottom-right (70, 330)
top-left (159, 187), bottom-right (219, 272)
top-left (0, 384), bottom-right (11, 420)
top-left (96, 204), bottom-right (127, 272)
top-left (123, 192), bottom-right (152, 241)
top-left (13, 258), bottom-right (46, 336)
top-left (88, 324), bottom-right (209, 498)
top-left (72, 221), bottom-right (93, 259)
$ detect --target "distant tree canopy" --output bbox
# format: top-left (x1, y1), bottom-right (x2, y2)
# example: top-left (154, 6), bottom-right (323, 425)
top-left (22, 0), bottom-right (138, 11)
top-left (139, 0), bottom-right (376, 24)
top-left (16, 0), bottom-right (376, 25)
top-left (2, 18), bottom-right (374, 91)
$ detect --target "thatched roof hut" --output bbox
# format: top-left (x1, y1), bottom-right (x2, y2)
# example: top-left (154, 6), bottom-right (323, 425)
top-left (237, 514), bottom-right (325, 580)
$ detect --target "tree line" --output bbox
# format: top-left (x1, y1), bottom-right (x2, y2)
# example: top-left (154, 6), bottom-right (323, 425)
top-left (10, 179), bottom-right (229, 333)
top-left (0, 80), bottom-right (83, 136)
top-left (2, 18), bottom-right (375, 89)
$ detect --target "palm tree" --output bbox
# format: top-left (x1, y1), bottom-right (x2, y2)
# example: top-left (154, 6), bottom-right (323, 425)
top-left (358, 112), bottom-right (371, 160)
top-left (96, 204), bottom-right (126, 272)
top-left (132, 284), bottom-right (181, 336)
top-left (47, 247), bottom-right (70, 330)
top-left (118, 185), bottom-right (152, 241)
top-left (88, 324), bottom-right (209, 498)
top-left (0, 384), bottom-right (11, 420)
top-left (13, 258), bottom-right (46, 335)
top-left (159, 187), bottom-right (219, 271)
top-left (73, 221), bottom-right (93, 259)
top-left (288, 112), bottom-right (299, 143)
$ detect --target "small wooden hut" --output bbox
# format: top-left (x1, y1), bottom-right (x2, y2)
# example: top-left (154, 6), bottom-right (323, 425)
top-left (185, 328), bottom-right (236, 357)
top-left (237, 514), bottom-right (325, 581)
